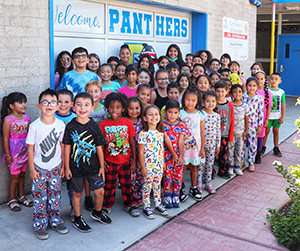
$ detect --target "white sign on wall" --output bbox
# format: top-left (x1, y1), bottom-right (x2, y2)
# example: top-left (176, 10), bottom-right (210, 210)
top-left (223, 17), bottom-right (248, 60)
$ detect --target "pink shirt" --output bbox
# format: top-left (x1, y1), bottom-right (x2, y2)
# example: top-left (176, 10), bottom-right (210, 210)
top-left (257, 89), bottom-right (272, 137)
top-left (117, 85), bottom-right (138, 98)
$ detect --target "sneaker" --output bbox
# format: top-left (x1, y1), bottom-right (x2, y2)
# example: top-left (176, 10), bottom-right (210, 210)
top-left (164, 196), bottom-right (173, 208)
top-left (84, 196), bottom-right (94, 211)
top-left (155, 204), bottom-right (169, 216)
top-left (197, 185), bottom-right (203, 194)
top-left (124, 206), bottom-right (140, 217)
top-left (35, 229), bottom-right (49, 240)
top-left (69, 207), bottom-right (75, 223)
top-left (228, 168), bottom-right (234, 176)
top-left (73, 216), bottom-right (92, 233)
top-left (102, 207), bottom-right (111, 215)
top-left (248, 164), bottom-right (255, 172)
top-left (182, 181), bottom-right (185, 189)
top-left (205, 184), bottom-right (216, 194)
top-left (234, 168), bottom-right (243, 176)
top-left (255, 152), bottom-right (262, 164)
top-left (51, 223), bottom-right (69, 234)
top-left (143, 207), bottom-right (155, 220)
top-left (91, 210), bottom-right (112, 224)
top-left (273, 147), bottom-right (282, 157)
top-left (261, 146), bottom-right (266, 155)
top-left (218, 171), bottom-right (231, 179)
top-left (172, 196), bottom-right (180, 208)
top-left (189, 187), bottom-right (203, 202)
top-left (179, 189), bottom-right (188, 202)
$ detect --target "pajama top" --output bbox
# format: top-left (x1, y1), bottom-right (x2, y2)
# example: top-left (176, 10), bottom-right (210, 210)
top-left (204, 112), bottom-right (221, 149)
top-left (256, 89), bottom-right (272, 137)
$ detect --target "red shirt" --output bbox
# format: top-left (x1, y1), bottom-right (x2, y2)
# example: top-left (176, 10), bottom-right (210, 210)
top-left (99, 117), bottom-right (136, 164)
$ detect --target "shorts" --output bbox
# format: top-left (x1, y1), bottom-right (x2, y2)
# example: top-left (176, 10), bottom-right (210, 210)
top-left (9, 162), bottom-right (27, 175)
top-left (268, 119), bottom-right (281, 128)
top-left (69, 174), bottom-right (105, 193)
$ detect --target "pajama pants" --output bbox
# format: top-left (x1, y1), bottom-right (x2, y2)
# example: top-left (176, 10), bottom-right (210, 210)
top-left (200, 146), bottom-right (216, 186)
top-left (32, 164), bottom-right (63, 231)
top-left (243, 127), bottom-right (258, 165)
top-left (131, 161), bottom-right (143, 206)
top-left (143, 165), bottom-right (163, 208)
top-left (218, 137), bottom-right (229, 175)
top-left (228, 134), bottom-right (243, 168)
top-left (103, 160), bottom-right (133, 208)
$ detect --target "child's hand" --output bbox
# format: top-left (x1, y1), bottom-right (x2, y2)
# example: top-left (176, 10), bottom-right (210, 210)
top-left (98, 168), bottom-right (105, 182)
top-left (279, 117), bottom-right (284, 124)
top-left (215, 147), bottom-right (220, 156)
top-left (60, 167), bottom-right (64, 178)
top-left (172, 153), bottom-right (179, 165)
top-left (131, 161), bottom-right (137, 171)
top-left (257, 126), bottom-right (262, 135)
top-left (177, 155), bottom-right (184, 165)
top-left (5, 155), bottom-right (12, 165)
top-left (30, 169), bottom-right (40, 180)
top-left (264, 119), bottom-right (269, 128)
top-left (64, 168), bottom-right (72, 180)
top-left (141, 168), bottom-right (147, 178)
top-left (242, 132), bottom-right (247, 140)
top-left (199, 148), bottom-right (205, 159)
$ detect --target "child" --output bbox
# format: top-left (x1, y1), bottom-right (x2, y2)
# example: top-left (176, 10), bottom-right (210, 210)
top-left (185, 53), bottom-right (193, 68)
top-left (228, 61), bottom-right (246, 87)
top-left (166, 62), bottom-right (180, 82)
top-left (2, 92), bottom-right (32, 211)
top-left (224, 79), bottom-right (233, 102)
top-left (254, 71), bottom-right (272, 163)
top-left (192, 55), bottom-right (203, 66)
top-left (250, 62), bottom-right (263, 77)
top-left (263, 72), bottom-right (285, 157)
top-left (64, 92), bottom-right (111, 233)
top-left (165, 44), bottom-right (185, 68)
top-left (215, 81), bottom-right (234, 179)
top-left (99, 93), bottom-right (139, 217)
top-left (117, 65), bottom-right (138, 98)
top-left (228, 85), bottom-right (249, 176)
top-left (242, 77), bottom-right (264, 171)
top-left (55, 90), bottom-right (77, 124)
top-left (163, 100), bottom-right (185, 207)
top-left (127, 97), bottom-right (144, 207)
top-left (195, 75), bottom-right (211, 96)
top-left (114, 62), bottom-right (127, 87)
top-left (220, 53), bottom-right (231, 69)
top-left (138, 54), bottom-right (155, 76)
top-left (161, 82), bottom-right (181, 120)
top-left (191, 64), bottom-right (206, 84)
top-left (199, 50), bottom-right (212, 73)
top-left (202, 91), bottom-right (221, 194)
top-left (220, 68), bottom-right (230, 80)
top-left (179, 87), bottom-right (205, 201)
top-left (55, 51), bottom-right (73, 90)
top-left (138, 105), bottom-right (178, 219)
top-left (136, 83), bottom-right (151, 108)
top-left (26, 88), bottom-right (68, 240)
top-left (209, 58), bottom-right (221, 73)
top-left (119, 44), bottom-right (132, 66)
top-left (157, 56), bottom-right (169, 69)
top-left (100, 64), bottom-right (121, 101)
top-left (138, 68), bottom-right (152, 86)
top-left (177, 73), bottom-right (192, 104)
top-left (87, 53), bottom-right (101, 77)
top-left (180, 64), bottom-right (191, 75)
top-left (150, 68), bottom-right (170, 110)
top-left (107, 56), bottom-right (120, 75)
top-left (59, 47), bottom-right (99, 96)
top-left (209, 72), bottom-right (220, 90)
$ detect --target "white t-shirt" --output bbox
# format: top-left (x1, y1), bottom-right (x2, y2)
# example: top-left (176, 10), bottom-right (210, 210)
top-left (26, 117), bottom-right (65, 170)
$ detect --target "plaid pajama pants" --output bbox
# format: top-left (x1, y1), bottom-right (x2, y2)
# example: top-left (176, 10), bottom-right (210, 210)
top-left (218, 137), bottom-right (229, 175)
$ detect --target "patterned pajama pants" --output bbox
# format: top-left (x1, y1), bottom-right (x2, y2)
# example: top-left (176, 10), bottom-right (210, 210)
top-left (243, 127), bottom-right (258, 165)
top-left (199, 146), bottom-right (216, 186)
top-left (228, 134), bottom-right (243, 168)
top-left (131, 161), bottom-right (143, 206)
top-left (218, 137), bottom-right (229, 175)
top-left (103, 160), bottom-right (133, 208)
top-left (32, 164), bottom-right (63, 231)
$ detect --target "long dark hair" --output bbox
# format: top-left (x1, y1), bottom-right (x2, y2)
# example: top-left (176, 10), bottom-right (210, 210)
top-left (126, 96), bottom-right (143, 119)
top-left (194, 50), bottom-right (213, 69)
top-left (138, 54), bottom-right (154, 75)
top-left (55, 51), bottom-right (74, 83)
top-left (182, 86), bottom-right (202, 111)
top-left (141, 105), bottom-right (164, 132)
top-left (254, 71), bottom-right (270, 107)
top-left (87, 53), bottom-right (101, 76)
top-left (166, 44), bottom-right (184, 68)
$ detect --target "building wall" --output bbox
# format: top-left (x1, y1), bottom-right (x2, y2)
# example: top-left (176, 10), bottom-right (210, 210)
top-left (0, 0), bottom-right (257, 204)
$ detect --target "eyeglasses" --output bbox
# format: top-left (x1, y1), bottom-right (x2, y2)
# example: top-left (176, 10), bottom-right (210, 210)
top-left (73, 54), bottom-right (88, 59)
top-left (40, 101), bottom-right (58, 107)
top-left (157, 78), bottom-right (169, 82)
top-left (181, 69), bottom-right (190, 73)
top-left (60, 58), bottom-right (71, 63)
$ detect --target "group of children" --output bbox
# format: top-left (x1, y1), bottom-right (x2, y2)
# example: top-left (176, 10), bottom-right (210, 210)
top-left (1, 44), bottom-right (286, 240)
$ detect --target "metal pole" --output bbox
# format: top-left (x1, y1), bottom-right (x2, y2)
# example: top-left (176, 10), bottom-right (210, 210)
top-left (270, 2), bottom-right (276, 75)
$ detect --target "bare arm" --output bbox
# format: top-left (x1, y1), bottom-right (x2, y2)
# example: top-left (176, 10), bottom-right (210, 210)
top-left (28, 144), bottom-right (39, 180)
top-left (264, 105), bottom-right (271, 128)
top-left (138, 143), bottom-right (147, 177)
top-left (178, 134), bottom-right (184, 165)
top-left (164, 132), bottom-right (178, 163)
top-left (60, 142), bottom-right (65, 178)
top-left (64, 144), bottom-right (72, 179)
top-left (279, 103), bottom-right (286, 124)
top-left (199, 119), bottom-right (205, 158)
top-left (2, 118), bottom-right (12, 165)
top-left (96, 145), bottom-right (105, 181)
top-left (129, 137), bottom-right (137, 170)
top-left (149, 91), bottom-right (156, 105)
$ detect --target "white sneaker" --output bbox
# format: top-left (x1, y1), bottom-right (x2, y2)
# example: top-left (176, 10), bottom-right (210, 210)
top-left (228, 168), bottom-right (234, 175)
top-left (234, 168), bottom-right (243, 176)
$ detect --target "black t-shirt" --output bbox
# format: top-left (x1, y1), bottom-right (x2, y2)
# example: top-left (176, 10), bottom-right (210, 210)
top-left (63, 118), bottom-right (106, 177)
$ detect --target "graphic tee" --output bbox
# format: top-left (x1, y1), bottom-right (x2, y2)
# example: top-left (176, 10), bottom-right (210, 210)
top-left (269, 87), bottom-right (286, 120)
top-left (26, 117), bottom-right (65, 170)
top-left (63, 118), bottom-right (106, 177)
top-left (54, 111), bottom-right (77, 125)
top-left (101, 81), bottom-right (121, 101)
top-left (89, 104), bottom-right (107, 124)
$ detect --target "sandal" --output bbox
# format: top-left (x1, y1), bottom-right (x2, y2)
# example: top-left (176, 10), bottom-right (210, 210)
top-left (7, 199), bottom-right (21, 211)
top-left (18, 195), bottom-right (33, 207)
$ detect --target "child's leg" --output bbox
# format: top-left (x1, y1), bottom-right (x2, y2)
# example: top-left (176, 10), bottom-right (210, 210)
top-left (103, 161), bottom-right (119, 209)
top-left (234, 135), bottom-right (243, 168)
top-left (263, 127), bottom-right (271, 147)
top-left (248, 133), bottom-right (258, 165)
top-left (84, 180), bottom-right (91, 197)
top-left (273, 127), bottom-right (280, 147)
top-left (203, 147), bottom-right (215, 185)
top-left (172, 163), bottom-right (184, 198)
top-left (131, 161), bottom-right (143, 205)
top-left (218, 137), bottom-right (229, 175)
top-left (93, 188), bottom-right (105, 211)
top-left (86, 175), bottom-right (105, 211)
top-left (227, 136), bottom-right (236, 169)
top-left (196, 162), bottom-right (204, 190)
top-left (190, 164), bottom-right (198, 187)
top-left (257, 137), bottom-right (263, 152)
top-left (9, 174), bottom-right (19, 201)
top-left (143, 166), bottom-right (154, 208)
top-left (18, 172), bottom-right (25, 198)
top-left (119, 161), bottom-right (133, 208)
top-left (73, 191), bottom-right (83, 217)
top-left (164, 157), bottom-right (173, 199)
top-left (152, 166), bottom-right (163, 207)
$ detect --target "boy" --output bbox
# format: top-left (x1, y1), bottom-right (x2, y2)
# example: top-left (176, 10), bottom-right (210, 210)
top-left (262, 72), bottom-right (285, 157)
top-left (166, 63), bottom-right (180, 83)
top-left (185, 53), bottom-right (193, 68)
top-left (161, 82), bottom-right (181, 120)
top-left (26, 88), bottom-right (68, 240)
top-left (58, 47), bottom-right (99, 96)
top-left (64, 92), bottom-right (111, 233)
top-left (220, 68), bottom-right (230, 80)
top-left (215, 81), bottom-right (234, 179)
top-left (55, 89), bottom-right (77, 124)
top-left (192, 55), bottom-right (202, 66)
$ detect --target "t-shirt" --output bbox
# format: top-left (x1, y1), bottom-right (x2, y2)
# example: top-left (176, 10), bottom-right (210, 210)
top-left (89, 104), bottom-right (107, 124)
top-left (100, 117), bottom-right (136, 164)
top-left (118, 80), bottom-right (128, 88)
top-left (54, 111), bottom-right (77, 125)
top-left (63, 118), bottom-right (106, 177)
top-left (26, 117), bottom-right (65, 170)
top-left (101, 81), bottom-right (121, 101)
top-left (232, 102), bottom-right (249, 135)
top-left (117, 85), bottom-right (138, 98)
top-left (217, 101), bottom-right (234, 141)
top-left (269, 87), bottom-right (286, 120)
top-left (58, 70), bottom-right (99, 97)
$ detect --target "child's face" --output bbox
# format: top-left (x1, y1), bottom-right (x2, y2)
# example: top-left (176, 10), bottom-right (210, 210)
top-left (269, 74), bottom-right (282, 89)
top-left (192, 66), bottom-right (205, 79)
top-left (185, 55), bottom-right (193, 67)
top-left (140, 57), bottom-right (150, 68)
top-left (181, 66), bottom-right (190, 74)
top-left (73, 97), bottom-right (94, 120)
top-left (220, 71), bottom-right (229, 80)
top-left (200, 52), bottom-right (208, 63)
top-left (87, 56), bottom-right (100, 73)
top-left (221, 57), bottom-right (230, 66)
top-left (210, 61), bottom-right (220, 72)
top-left (156, 72), bottom-right (169, 89)
top-left (184, 93), bottom-right (198, 111)
top-left (138, 71), bottom-right (150, 84)
top-left (204, 95), bottom-right (217, 111)
top-left (210, 74), bottom-right (220, 87)
top-left (108, 100), bottom-right (124, 120)
top-left (225, 81), bottom-right (232, 95)
top-left (58, 94), bottom-right (73, 116)
top-left (100, 66), bottom-right (113, 81)
top-left (37, 94), bottom-right (58, 117)
top-left (136, 87), bottom-right (151, 105)
top-left (165, 107), bottom-right (180, 123)
top-left (251, 65), bottom-right (262, 76)
top-left (192, 57), bottom-right (202, 66)
top-left (168, 68), bottom-right (179, 80)
top-left (144, 107), bottom-right (160, 126)
top-left (116, 65), bottom-right (126, 80)
top-left (229, 63), bottom-right (239, 74)
top-left (72, 52), bottom-right (89, 69)
top-left (128, 101), bottom-right (141, 119)
top-left (179, 76), bottom-right (189, 91)
top-left (167, 88), bottom-right (180, 100)
top-left (11, 100), bottom-right (27, 114)
top-left (216, 88), bottom-right (227, 102)
top-left (126, 70), bottom-right (138, 83)
top-left (196, 76), bottom-right (210, 93)
top-left (86, 85), bottom-right (102, 105)
top-left (168, 47), bottom-right (178, 59)
top-left (232, 87), bottom-right (243, 101)
top-left (246, 81), bottom-right (258, 95)
top-left (119, 48), bottom-right (131, 64)
top-left (255, 72), bottom-right (265, 89)
top-left (60, 54), bottom-right (72, 70)
top-left (158, 58), bottom-right (169, 68)
top-left (109, 61), bottom-right (118, 73)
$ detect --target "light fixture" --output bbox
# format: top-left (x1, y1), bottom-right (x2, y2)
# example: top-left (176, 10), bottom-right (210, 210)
top-left (285, 6), bottom-right (300, 11)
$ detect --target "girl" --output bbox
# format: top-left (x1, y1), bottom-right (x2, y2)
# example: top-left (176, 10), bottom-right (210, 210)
top-left (157, 56), bottom-right (169, 69)
top-left (201, 91), bottom-right (221, 194)
top-left (177, 73), bottom-right (192, 104)
top-left (117, 65), bottom-right (138, 98)
top-left (1, 92), bottom-right (32, 211)
top-left (250, 62), bottom-right (264, 77)
top-left (127, 97), bottom-right (144, 207)
top-left (242, 77), bottom-right (264, 172)
top-left (210, 58), bottom-right (221, 73)
top-left (87, 53), bottom-right (101, 77)
top-left (138, 105), bottom-right (178, 219)
top-left (54, 51), bottom-right (73, 90)
top-left (195, 75), bottom-right (211, 96)
top-left (114, 62), bottom-right (127, 87)
top-left (179, 87), bottom-right (205, 201)
top-left (191, 64), bottom-right (206, 84)
top-left (195, 50), bottom-right (212, 73)
top-left (150, 68), bottom-right (169, 110)
top-left (220, 53), bottom-right (231, 69)
top-left (119, 44), bottom-right (132, 66)
top-left (166, 44), bottom-right (185, 68)
top-left (100, 64), bottom-right (120, 101)
top-left (209, 72), bottom-right (220, 90)
top-left (138, 54), bottom-right (155, 76)
top-left (254, 71), bottom-right (272, 164)
top-left (228, 61), bottom-right (246, 89)
top-left (136, 83), bottom-right (151, 108)
top-left (163, 100), bottom-right (185, 208)
top-left (138, 68), bottom-right (154, 87)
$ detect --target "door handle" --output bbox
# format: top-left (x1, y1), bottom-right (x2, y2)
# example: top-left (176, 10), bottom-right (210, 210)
top-left (280, 65), bottom-right (284, 72)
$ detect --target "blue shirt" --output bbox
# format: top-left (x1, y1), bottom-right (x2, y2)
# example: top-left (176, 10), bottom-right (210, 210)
top-left (54, 111), bottom-right (77, 125)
